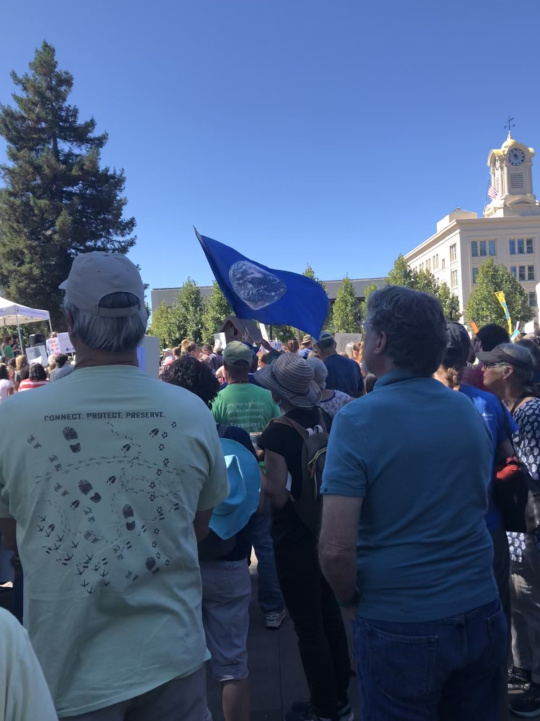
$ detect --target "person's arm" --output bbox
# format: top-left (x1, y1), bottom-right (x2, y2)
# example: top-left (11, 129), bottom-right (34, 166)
top-left (193, 508), bottom-right (213, 542)
top-left (319, 407), bottom-right (367, 614)
top-left (1, 610), bottom-right (58, 721)
top-left (319, 495), bottom-right (363, 616)
top-left (262, 449), bottom-right (290, 509)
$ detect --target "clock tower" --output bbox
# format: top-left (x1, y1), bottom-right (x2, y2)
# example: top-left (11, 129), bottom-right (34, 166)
top-left (484, 133), bottom-right (540, 217)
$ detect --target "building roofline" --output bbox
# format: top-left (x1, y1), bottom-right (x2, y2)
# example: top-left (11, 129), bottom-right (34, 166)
top-left (405, 216), bottom-right (540, 259)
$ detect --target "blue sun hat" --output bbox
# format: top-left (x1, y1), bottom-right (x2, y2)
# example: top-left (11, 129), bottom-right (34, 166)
top-left (210, 438), bottom-right (261, 540)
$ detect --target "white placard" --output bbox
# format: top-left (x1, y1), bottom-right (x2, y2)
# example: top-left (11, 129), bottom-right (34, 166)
top-left (259, 323), bottom-right (270, 342)
top-left (137, 336), bottom-right (160, 379)
top-left (524, 321), bottom-right (536, 335)
top-left (27, 345), bottom-right (48, 366)
top-left (57, 332), bottom-right (75, 354)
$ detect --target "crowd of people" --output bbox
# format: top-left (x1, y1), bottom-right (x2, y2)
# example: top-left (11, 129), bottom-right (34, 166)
top-left (2, 251), bottom-right (540, 720)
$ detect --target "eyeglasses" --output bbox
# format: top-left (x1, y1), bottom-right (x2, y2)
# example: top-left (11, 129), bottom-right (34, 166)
top-left (483, 362), bottom-right (506, 369)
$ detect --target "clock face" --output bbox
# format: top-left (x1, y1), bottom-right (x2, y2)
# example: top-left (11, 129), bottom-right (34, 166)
top-left (508, 148), bottom-right (525, 166)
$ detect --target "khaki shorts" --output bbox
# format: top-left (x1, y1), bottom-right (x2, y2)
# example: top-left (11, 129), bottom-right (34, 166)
top-left (61, 667), bottom-right (206, 721)
top-left (201, 559), bottom-right (252, 682)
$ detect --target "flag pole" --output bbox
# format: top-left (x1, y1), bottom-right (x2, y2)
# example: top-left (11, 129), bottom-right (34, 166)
top-left (15, 308), bottom-right (23, 355)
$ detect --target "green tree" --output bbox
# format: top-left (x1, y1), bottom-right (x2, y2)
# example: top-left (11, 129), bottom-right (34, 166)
top-left (465, 258), bottom-right (532, 328)
top-left (359, 282), bottom-right (378, 319)
top-left (437, 282), bottom-right (461, 320)
top-left (387, 254), bottom-right (417, 288)
top-left (0, 42), bottom-right (136, 330)
top-left (169, 278), bottom-right (205, 345)
top-left (414, 269), bottom-right (440, 295)
top-left (275, 263), bottom-right (332, 341)
top-left (202, 281), bottom-right (231, 343)
top-left (333, 276), bottom-right (361, 333)
top-left (147, 302), bottom-right (175, 350)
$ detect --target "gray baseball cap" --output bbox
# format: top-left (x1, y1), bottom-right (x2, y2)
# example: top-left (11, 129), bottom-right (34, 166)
top-left (59, 252), bottom-right (145, 318)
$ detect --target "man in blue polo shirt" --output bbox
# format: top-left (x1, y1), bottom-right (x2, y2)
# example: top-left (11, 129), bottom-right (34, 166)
top-left (318, 286), bottom-right (507, 721)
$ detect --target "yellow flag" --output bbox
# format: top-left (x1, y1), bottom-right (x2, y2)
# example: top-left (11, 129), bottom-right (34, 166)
top-left (495, 291), bottom-right (512, 335)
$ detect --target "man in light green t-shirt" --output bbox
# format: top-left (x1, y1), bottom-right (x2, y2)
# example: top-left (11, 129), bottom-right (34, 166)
top-left (0, 253), bottom-right (229, 720)
top-left (212, 341), bottom-right (280, 434)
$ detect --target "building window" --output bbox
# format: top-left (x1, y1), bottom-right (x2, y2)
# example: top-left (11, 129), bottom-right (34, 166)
top-left (529, 292), bottom-right (537, 307)
top-left (451, 269), bottom-right (458, 288)
top-left (510, 266), bottom-right (517, 278)
top-left (528, 266), bottom-right (535, 281)
top-left (527, 238), bottom-right (534, 254)
top-left (489, 240), bottom-right (496, 256)
top-left (426, 258), bottom-right (431, 272)
top-left (479, 240), bottom-right (487, 256)
top-left (471, 242), bottom-right (478, 257)
top-left (434, 254), bottom-right (439, 270)
top-left (518, 239), bottom-right (525, 254)
top-left (450, 244), bottom-right (457, 262)
top-left (519, 266), bottom-right (526, 281)
top-left (510, 239), bottom-right (516, 255)
top-left (472, 267), bottom-right (479, 284)
top-left (442, 258), bottom-right (446, 270)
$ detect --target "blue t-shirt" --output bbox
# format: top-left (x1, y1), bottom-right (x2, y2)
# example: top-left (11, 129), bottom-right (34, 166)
top-left (459, 384), bottom-right (518, 533)
top-left (324, 354), bottom-right (364, 398)
top-left (322, 370), bottom-right (497, 623)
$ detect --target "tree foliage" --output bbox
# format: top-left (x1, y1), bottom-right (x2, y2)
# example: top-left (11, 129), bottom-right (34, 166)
top-left (202, 281), bottom-right (231, 344)
top-left (273, 263), bottom-right (332, 341)
top-left (387, 254), bottom-right (417, 288)
top-left (359, 282), bottom-right (378, 319)
top-left (333, 276), bottom-right (361, 333)
top-left (465, 258), bottom-right (533, 328)
top-left (386, 254), bottom-right (462, 320)
top-left (0, 42), bottom-right (136, 329)
top-left (147, 302), bottom-right (175, 350)
top-left (169, 278), bottom-right (205, 345)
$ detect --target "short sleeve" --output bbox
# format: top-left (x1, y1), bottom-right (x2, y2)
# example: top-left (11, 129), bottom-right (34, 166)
top-left (211, 394), bottom-right (224, 424)
top-left (197, 426), bottom-right (229, 511)
top-left (322, 408), bottom-right (367, 497)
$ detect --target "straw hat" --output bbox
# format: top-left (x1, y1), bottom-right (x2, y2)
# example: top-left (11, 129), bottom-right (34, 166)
top-left (257, 353), bottom-right (321, 408)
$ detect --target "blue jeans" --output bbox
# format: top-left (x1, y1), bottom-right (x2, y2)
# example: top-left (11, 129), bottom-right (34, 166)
top-left (352, 598), bottom-right (507, 721)
top-left (251, 499), bottom-right (284, 613)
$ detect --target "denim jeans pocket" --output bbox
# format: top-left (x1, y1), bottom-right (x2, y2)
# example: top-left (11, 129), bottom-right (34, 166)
top-left (366, 623), bottom-right (437, 700)
top-left (486, 602), bottom-right (508, 668)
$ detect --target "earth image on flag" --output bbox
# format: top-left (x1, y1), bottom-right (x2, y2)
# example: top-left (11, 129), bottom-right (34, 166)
top-left (229, 260), bottom-right (287, 310)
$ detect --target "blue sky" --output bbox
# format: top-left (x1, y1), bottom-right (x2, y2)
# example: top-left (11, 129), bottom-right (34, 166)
top-left (1, 0), bottom-right (540, 294)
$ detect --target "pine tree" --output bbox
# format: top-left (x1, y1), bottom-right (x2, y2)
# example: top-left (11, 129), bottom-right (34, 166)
top-left (0, 42), bottom-right (136, 329)
top-left (333, 276), bottom-right (361, 333)
top-left (169, 278), bottom-right (205, 345)
top-left (202, 281), bottom-right (231, 343)
top-left (465, 258), bottom-right (533, 328)
top-left (387, 254), bottom-right (417, 288)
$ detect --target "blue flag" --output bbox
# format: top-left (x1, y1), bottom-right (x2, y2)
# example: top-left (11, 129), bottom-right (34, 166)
top-left (195, 229), bottom-right (329, 339)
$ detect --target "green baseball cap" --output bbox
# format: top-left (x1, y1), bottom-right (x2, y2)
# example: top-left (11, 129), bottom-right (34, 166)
top-left (223, 341), bottom-right (253, 366)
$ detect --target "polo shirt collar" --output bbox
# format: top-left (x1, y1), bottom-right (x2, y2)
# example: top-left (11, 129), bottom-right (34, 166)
top-left (374, 369), bottom-right (424, 389)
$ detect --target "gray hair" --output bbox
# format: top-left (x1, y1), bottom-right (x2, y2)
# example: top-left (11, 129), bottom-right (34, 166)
top-left (306, 356), bottom-right (328, 389)
top-left (65, 292), bottom-right (148, 353)
top-left (367, 285), bottom-right (446, 376)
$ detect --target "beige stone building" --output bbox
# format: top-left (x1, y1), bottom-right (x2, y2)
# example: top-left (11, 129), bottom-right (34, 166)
top-left (405, 133), bottom-right (540, 312)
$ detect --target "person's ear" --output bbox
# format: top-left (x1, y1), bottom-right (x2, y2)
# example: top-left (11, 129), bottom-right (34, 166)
top-left (502, 365), bottom-right (514, 381)
top-left (65, 310), bottom-right (74, 336)
top-left (373, 331), bottom-right (388, 356)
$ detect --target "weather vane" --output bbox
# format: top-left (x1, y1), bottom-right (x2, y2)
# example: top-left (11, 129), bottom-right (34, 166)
top-left (504, 116), bottom-right (515, 134)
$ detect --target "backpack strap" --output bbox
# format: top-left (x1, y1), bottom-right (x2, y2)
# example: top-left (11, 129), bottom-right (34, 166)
top-left (316, 408), bottom-right (328, 434)
top-left (271, 416), bottom-right (310, 441)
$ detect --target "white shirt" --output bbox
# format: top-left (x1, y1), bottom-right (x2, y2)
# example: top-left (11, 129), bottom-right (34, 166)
top-left (0, 379), bottom-right (13, 402)
top-left (0, 608), bottom-right (58, 721)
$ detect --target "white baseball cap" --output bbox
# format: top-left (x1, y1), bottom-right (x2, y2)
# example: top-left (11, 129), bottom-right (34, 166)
top-left (59, 252), bottom-right (145, 318)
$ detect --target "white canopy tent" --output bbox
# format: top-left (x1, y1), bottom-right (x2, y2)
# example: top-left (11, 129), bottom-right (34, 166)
top-left (0, 296), bottom-right (52, 353)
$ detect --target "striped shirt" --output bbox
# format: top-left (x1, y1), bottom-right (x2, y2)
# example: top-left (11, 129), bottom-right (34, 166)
top-left (18, 379), bottom-right (49, 392)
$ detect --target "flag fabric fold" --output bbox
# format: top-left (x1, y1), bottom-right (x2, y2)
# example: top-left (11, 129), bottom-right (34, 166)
top-left (195, 229), bottom-right (329, 339)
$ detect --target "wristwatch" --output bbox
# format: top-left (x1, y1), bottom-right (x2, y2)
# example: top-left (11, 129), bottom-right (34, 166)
top-left (337, 587), bottom-right (360, 609)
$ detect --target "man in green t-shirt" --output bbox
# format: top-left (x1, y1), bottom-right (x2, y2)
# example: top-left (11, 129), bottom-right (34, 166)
top-left (212, 341), bottom-right (286, 630)
top-left (212, 342), bottom-right (281, 434)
